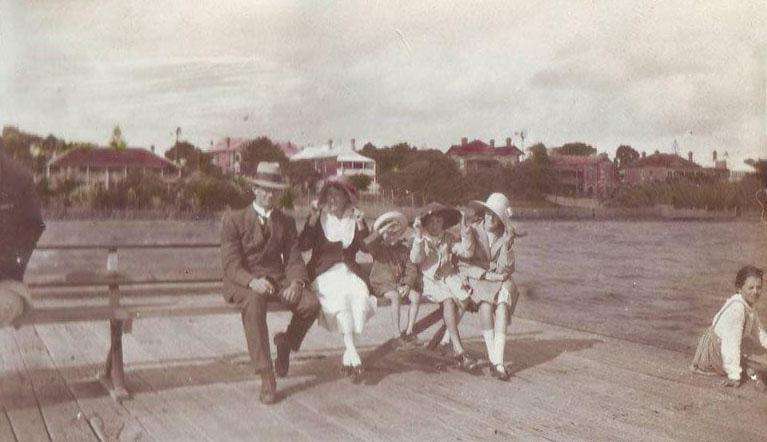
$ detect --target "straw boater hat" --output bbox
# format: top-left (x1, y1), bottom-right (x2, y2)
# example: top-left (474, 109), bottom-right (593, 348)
top-left (0, 280), bottom-right (31, 327)
top-left (470, 192), bottom-right (513, 232)
top-left (318, 175), bottom-right (357, 205)
top-left (373, 211), bottom-right (408, 234)
top-left (418, 202), bottom-right (461, 229)
top-left (246, 162), bottom-right (288, 190)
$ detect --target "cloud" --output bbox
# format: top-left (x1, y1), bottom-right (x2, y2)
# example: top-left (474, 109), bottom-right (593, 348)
top-left (1, 0), bottom-right (765, 169)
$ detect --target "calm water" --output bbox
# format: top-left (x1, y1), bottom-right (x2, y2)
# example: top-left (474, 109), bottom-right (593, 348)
top-left (30, 219), bottom-right (767, 353)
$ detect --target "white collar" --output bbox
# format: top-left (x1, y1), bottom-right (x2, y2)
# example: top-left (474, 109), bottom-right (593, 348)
top-left (252, 202), bottom-right (272, 219)
top-left (321, 210), bottom-right (356, 248)
top-left (731, 293), bottom-right (752, 309)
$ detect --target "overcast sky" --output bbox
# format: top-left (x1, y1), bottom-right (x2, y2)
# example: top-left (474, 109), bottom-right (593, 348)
top-left (1, 0), bottom-right (765, 169)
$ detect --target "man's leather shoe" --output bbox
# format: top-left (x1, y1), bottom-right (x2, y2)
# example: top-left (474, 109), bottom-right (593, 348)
top-left (259, 370), bottom-right (277, 405)
top-left (273, 332), bottom-right (291, 377)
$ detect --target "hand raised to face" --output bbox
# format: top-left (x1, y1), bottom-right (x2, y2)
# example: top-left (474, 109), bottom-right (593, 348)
top-left (412, 217), bottom-right (423, 238)
top-left (308, 199), bottom-right (322, 225)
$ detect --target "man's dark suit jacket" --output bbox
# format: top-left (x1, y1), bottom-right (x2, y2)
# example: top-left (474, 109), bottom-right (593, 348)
top-left (0, 152), bottom-right (45, 281)
top-left (220, 205), bottom-right (308, 302)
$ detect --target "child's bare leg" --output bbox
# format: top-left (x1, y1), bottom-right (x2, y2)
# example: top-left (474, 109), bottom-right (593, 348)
top-left (479, 302), bottom-right (496, 364)
top-left (405, 290), bottom-right (421, 335)
top-left (440, 305), bottom-right (466, 346)
top-left (384, 290), bottom-right (401, 339)
top-left (443, 298), bottom-right (466, 354)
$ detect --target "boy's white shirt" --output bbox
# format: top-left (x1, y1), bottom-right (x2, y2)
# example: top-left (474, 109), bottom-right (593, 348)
top-left (713, 293), bottom-right (767, 380)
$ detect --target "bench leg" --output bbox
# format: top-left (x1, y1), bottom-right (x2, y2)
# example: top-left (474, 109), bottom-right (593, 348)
top-left (363, 306), bottom-right (444, 366)
top-left (98, 320), bottom-right (130, 402)
top-left (427, 324), bottom-right (447, 351)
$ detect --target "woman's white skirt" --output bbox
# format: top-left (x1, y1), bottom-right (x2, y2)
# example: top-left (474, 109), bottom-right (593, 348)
top-left (313, 263), bottom-right (376, 334)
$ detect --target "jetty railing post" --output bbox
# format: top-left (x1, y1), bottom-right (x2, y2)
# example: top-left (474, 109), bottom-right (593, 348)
top-left (102, 246), bottom-right (129, 401)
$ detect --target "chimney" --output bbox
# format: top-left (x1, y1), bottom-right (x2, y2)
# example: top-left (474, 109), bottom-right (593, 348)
top-left (506, 137), bottom-right (511, 147)
top-left (642, 151), bottom-right (646, 159)
top-left (150, 145), bottom-right (155, 154)
top-left (226, 137), bottom-right (230, 148)
top-left (688, 151), bottom-right (693, 162)
top-left (328, 138), bottom-right (333, 149)
top-left (461, 137), bottom-right (468, 146)
top-left (351, 138), bottom-right (356, 151)
top-left (489, 139), bottom-right (495, 148)
top-left (713, 150), bottom-right (717, 161)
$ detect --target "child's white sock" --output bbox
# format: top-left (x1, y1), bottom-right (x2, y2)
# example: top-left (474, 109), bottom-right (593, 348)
top-left (493, 330), bottom-right (507, 366)
top-left (441, 329), bottom-right (451, 346)
top-left (482, 329), bottom-right (496, 364)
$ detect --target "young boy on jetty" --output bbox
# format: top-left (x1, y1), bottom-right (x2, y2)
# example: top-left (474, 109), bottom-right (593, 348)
top-left (363, 211), bottom-right (422, 348)
top-left (691, 265), bottom-right (767, 387)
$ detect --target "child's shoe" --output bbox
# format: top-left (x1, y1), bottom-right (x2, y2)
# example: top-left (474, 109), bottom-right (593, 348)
top-left (490, 364), bottom-right (511, 381)
top-left (455, 352), bottom-right (478, 371)
top-left (437, 342), bottom-right (453, 357)
top-left (398, 332), bottom-right (420, 351)
top-left (747, 369), bottom-right (767, 393)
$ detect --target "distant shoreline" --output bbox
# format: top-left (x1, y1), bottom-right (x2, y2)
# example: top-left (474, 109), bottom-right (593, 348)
top-left (40, 205), bottom-right (761, 222)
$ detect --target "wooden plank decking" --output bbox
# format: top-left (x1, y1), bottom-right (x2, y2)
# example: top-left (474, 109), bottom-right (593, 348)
top-left (2, 306), bottom-right (767, 441)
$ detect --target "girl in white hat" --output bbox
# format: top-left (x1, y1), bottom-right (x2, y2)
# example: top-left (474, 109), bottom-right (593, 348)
top-left (458, 192), bottom-right (526, 381)
top-left (363, 211), bottom-right (422, 347)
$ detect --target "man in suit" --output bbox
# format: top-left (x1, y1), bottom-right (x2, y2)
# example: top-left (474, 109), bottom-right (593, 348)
top-left (221, 162), bottom-right (320, 404)
top-left (0, 142), bottom-right (45, 327)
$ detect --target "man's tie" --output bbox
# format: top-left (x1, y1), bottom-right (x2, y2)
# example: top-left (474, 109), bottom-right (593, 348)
top-left (258, 213), bottom-right (271, 240)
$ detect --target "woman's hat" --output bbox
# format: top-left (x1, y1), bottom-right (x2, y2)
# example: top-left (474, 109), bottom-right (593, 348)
top-left (470, 193), bottom-right (513, 231)
top-left (418, 202), bottom-right (461, 229)
top-left (373, 211), bottom-right (408, 234)
top-left (318, 175), bottom-right (357, 204)
top-left (0, 280), bottom-right (30, 327)
top-left (245, 162), bottom-right (288, 190)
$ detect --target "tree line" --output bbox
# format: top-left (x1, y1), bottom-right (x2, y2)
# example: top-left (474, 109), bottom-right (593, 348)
top-left (2, 125), bottom-right (764, 214)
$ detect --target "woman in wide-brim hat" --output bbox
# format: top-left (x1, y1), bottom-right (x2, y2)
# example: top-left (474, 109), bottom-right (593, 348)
top-left (298, 175), bottom-right (376, 382)
top-left (458, 192), bottom-right (525, 381)
top-left (410, 201), bottom-right (478, 370)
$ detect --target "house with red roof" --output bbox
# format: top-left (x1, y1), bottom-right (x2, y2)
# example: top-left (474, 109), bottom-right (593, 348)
top-left (46, 147), bottom-right (180, 189)
top-left (549, 153), bottom-right (619, 198)
top-left (623, 151), bottom-right (724, 185)
top-left (208, 137), bottom-right (249, 174)
top-left (208, 137), bottom-right (299, 175)
top-left (446, 137), bottom-right (524, 173)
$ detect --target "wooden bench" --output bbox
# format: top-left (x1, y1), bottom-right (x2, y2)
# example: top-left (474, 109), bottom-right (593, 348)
top-left (20, 243), bottom-right (444, 402)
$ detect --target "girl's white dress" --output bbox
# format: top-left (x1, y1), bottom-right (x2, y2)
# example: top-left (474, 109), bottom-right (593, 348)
top-left (410, 230), bottom-right (473, 303)
top-left (312, 212), bottom-right (376, 334)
